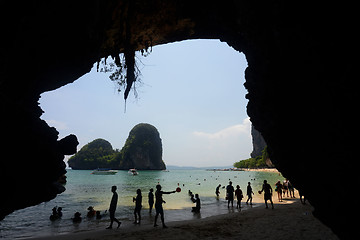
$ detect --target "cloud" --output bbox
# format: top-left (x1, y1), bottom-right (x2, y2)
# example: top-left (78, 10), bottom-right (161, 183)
top-left (193, 117), bottom-right (251, 139)
top-left (177, 117), bottom-right (252, 167)
top-left (45, 119), bottom-right (68, 130)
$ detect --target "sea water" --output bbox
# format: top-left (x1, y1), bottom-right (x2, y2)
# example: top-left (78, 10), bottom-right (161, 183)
top-left (0, 169), bottom-right (284, 239)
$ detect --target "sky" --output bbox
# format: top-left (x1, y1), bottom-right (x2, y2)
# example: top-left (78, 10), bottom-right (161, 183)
top-left (39, 39), bottom-right (251, 167)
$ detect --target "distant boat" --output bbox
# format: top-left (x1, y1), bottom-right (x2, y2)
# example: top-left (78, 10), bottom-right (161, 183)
top-left (91, 168), bottom-right (118, 175)
top-left (128, 169), bottom-right (139, 175)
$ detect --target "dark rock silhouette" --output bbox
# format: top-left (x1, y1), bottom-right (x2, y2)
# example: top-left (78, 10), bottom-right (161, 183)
top-left (0, 1), bottom-right (357, 238)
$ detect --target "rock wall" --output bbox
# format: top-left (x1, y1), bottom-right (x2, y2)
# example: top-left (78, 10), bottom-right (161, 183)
top-left (0, 1), bottom-right (357, 238)
top-left (250, 125), bottom-right (267, 158)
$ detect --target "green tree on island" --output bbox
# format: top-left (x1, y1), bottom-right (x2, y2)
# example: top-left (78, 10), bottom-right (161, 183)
top-left (68, 123), bottom-right (166, 170)
top-left (233, 146), bottom-right (272, 169)
top-left (68, 139), bottom-right (117, 170)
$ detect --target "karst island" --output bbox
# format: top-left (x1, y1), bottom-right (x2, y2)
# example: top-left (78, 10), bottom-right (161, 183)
top-left (68, 123), bottom-right (166, 170)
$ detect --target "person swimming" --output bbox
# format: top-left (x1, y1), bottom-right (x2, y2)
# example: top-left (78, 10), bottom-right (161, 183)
top-left (72, 212), bottom-right (82, 223)
top-left (49, 207), bottom-right (62, 221)
top-left (87, 206), bottom-right (96, 218)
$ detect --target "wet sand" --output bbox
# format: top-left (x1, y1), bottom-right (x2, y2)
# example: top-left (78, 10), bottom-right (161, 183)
top-left (28, 197), bottom-right (338, 240)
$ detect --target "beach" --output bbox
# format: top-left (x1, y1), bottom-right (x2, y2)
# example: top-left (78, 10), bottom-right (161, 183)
top-left (1, 169), bottom-right (338, 239)
top-left (240, 168), bottom-right (280, 173)
top-left (28, 199), bottom-right (338, 240)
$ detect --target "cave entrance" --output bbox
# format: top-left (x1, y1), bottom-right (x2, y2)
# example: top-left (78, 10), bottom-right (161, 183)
top-left (40, 39), bottom-right (250, 168)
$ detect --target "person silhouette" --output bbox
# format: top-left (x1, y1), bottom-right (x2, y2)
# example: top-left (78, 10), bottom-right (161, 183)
top-left (106, 186), bottom-right (121, 229)
top-left (50, 207), bottom-right (59, 221)
top-left (96, 211), bottom-right (102, 220)
top-left (234, 185), bottom-right (243, 209)
top-left (148, 188), bottom-right (154, 213)
top-left (154, 184), bottom-right (176, 228)
top-left (133, 189), bottom-right (142, 224)
top-left (215, 184), bottom-right (221, 198)
top-left (275, 181), bottom-right (283, 202)
top-left (87, 206), bottom-right (96, 218)
top-left (191, 194), bottom-right (201, 213)
top-left (72, 212), bottom-right (82, 223)
top-left (57, 207), bottom-right (63, 218)
top-left (260, 180), bottom-right (274, 209)
top-left (226, 181), bottom-right (234, 208)
top-left (246, 182), bottom-right (254, 205)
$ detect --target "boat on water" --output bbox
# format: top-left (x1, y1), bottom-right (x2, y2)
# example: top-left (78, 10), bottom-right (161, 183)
top-left (128, 169), bottom-right (139, 175)
top-left (91, 168), bottom-right (118, 175)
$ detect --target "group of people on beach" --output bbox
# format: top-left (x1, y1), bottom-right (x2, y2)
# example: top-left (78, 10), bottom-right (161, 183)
top-left (50, 178), bottom-right (297, 229)
top-left (217, 181), bottom-right (255, 209)
top-left (275, 178), bottom-right (296, 202)
top-left (220, 179), bottom-right (275, 210)
top-left (103, 184), bottom-right (181, 229)
top-left (217, 178), bottom-right (297, 210)
top-left (106, 184), bottom-right (200, 229)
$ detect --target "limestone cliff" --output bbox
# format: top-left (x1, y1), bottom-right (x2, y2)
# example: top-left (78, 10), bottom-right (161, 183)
top-left (118, 123), bottom-right (165, 170)
top-left (68, 139), bottom-right (116, 170)
top-left (250, 125), bottom-right (267, 158)
top-left (67, 124), bottom-right (166, 170)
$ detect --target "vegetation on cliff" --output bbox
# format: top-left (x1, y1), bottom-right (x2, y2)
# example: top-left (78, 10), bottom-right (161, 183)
top-left (233, 146), bottom-right (272, 169)
top-left (68, 123), bottom-right (166, 170)
top-left (68, 139), bottom-right (117, 170)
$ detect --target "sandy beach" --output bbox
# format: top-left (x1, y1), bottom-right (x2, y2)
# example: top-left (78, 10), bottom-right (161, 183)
top-left (28, 198), bottom-right (338, 240)
top-left (240, 168), bottom-right (281, 173)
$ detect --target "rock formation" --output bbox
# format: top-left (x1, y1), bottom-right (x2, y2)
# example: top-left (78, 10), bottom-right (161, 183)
top-left (67, 124), bottom-right (165, 170)
top-left (68, 139), bottom-right (116, 170)
top-left (118, 123), bottom-right (166, 170)
top-left (250, 125), bottom-right (267, 158)
top-left (0, 1), bottom-right (357, 238)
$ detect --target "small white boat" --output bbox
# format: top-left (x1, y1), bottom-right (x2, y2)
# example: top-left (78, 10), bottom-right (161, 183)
top-left (128, 169), bottom-right (139, 175)
top-left (91, 168), bottom-right (118, 175)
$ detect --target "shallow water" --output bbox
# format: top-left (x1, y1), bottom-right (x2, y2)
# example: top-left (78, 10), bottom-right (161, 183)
top-left (0, 169), bottom-right (284, 239)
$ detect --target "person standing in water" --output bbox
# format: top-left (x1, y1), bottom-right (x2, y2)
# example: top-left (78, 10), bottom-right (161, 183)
top-left (191, 194), bottom-right (201, 213)
top-left (106, 186), bottom-right (121, 229)
top-left (226, 181), bottom-right (235, 208)
top-left (133, 189), bottom-right (142, 224)
top-left (154, 184), bottom-right (176, 228)
top-left (246, 182), bottom-right (254, 205)
top-left (148, 188), bottom-right (154, 213)
top-left (215, 184), bottom-right (221, 198)
top-left (234, 185), bottom-right (243, 209)
top-left (259, 180), bottom-right (274, 209)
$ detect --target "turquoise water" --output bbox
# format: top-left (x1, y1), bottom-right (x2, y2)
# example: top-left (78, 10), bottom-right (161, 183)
top-left (0, 169), bottom-right (283, 239)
